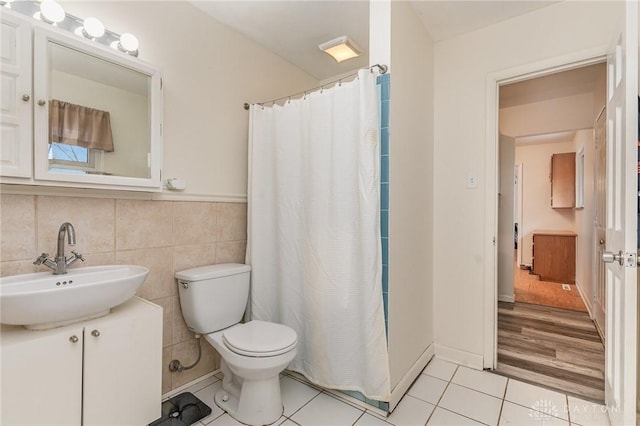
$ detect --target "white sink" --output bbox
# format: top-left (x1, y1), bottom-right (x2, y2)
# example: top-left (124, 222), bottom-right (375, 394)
top-left (0, 265), bottom-right (149, 330)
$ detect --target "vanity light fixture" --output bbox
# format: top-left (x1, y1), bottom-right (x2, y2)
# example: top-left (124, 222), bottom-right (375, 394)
top-left (319, 36), bottom-right (361, 63)
top-left (38, 0), bottom-right (65, 24)
top-left (81, 17), bottom-right (105, 39)
top-left (12, 0), bottom-right (140, 57)
top-left (112, 33), bottom-right (139, 57)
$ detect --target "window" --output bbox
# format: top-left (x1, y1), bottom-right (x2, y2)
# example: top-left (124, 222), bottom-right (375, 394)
top-left (48, 142), bottom-right (99, 173)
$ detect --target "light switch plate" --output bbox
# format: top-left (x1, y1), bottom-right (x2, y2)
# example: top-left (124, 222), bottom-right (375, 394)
top-left (466, 174), bottom-right (478, 188)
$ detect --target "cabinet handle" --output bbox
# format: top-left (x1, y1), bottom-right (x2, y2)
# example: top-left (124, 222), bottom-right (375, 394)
top-left (22, 94), bottom-right (30, 102)
top-left (69, 335), bottom-right (79, 343)
top-left (37, 99), bottom-right (46, 106)
top-left (91, 329), bottom-right (100, 337)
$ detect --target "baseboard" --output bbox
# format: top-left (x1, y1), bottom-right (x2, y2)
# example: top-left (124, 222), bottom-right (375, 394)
top-left (389, 344), bottom-right (434, 412)
top-left (574, 279), bottom-right (594, 318)
top-left (434, 343), bottom-right (483, 370)
top-left (498, 293), bottom-right (515, 303)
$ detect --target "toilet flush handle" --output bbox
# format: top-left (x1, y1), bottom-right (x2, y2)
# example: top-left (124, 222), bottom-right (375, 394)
top-left (179, 281), bottom-right (189, 289)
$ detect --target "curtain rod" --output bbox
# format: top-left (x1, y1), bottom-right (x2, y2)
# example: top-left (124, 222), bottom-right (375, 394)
top-left (243, 63), bottom-right (388, 110)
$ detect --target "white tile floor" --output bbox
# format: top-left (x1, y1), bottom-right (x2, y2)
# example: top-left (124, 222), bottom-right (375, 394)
top-left (177, 358), bottom-right (610, 426)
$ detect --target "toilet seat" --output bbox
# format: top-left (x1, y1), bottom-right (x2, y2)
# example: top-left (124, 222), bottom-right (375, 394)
top-left (222, 320), bottom-right (297, 357)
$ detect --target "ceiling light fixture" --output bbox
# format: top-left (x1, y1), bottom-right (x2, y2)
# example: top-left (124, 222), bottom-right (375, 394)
top-left (319, 36), bottom-right (361, 63)
top-left (39, 0), bottom-right (65, 24)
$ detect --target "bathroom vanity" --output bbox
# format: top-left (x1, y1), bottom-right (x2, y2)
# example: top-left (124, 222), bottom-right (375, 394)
top-left (0, 297), bottom-right (162, 425)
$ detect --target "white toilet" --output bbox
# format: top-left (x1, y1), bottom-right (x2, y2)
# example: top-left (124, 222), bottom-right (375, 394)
top-left (175, 263), bottom-right (297, 425)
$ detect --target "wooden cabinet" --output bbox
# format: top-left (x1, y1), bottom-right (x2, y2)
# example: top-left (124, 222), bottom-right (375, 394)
top-left (1, 297), bottom-right (162, 426)
top-left (550, 152), bottom-right (576, 208)
top-left (532, 231), bottom-right (577, 283)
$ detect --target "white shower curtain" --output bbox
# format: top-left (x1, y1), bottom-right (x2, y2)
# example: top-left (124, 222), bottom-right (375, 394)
top-left (246, 69), bottom-right (390, 401)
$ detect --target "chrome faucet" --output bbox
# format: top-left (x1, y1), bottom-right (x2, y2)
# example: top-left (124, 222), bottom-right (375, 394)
top-left (34, 222), bottom-right (85, 275)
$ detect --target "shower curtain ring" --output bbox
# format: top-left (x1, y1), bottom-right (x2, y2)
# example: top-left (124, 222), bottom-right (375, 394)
top-left (303, 91), bottom-right (307, 100)
top-left (320, 86), bottom-right (324, 94)
top-left (339, 80), bottom-right (342, 87)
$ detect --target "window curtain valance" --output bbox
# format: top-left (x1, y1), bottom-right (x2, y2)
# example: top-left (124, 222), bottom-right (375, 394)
top-left (49, 99), bottom-right (114, 152)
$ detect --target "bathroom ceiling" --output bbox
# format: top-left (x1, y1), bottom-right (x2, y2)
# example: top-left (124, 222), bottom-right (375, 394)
top-left (190, 1), bottom-right (558, 81)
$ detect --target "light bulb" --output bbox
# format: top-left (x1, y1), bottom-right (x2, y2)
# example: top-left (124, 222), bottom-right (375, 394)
top-left (40, 0), bottom-right (65, 24)
top-left (119, 33), bottom-right (139, 52)
top-left (82, 17), bottom-right (105, 38)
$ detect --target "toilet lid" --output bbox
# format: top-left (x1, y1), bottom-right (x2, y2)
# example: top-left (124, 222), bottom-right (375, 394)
top-left (223, 320), bottom-right (297, 357)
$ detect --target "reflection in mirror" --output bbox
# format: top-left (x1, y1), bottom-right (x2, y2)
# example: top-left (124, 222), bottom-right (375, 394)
top-left (48, 41), bottom-right (150, 178)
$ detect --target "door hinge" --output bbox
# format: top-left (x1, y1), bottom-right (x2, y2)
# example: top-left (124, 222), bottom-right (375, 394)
top-left (492, 237), bottom-right (496, 246)
top-left (625, 252), bottom-right (637, 267)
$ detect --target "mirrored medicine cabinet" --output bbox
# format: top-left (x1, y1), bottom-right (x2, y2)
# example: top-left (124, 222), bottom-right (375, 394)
top-left (0, 10), bottom-right (163, 191)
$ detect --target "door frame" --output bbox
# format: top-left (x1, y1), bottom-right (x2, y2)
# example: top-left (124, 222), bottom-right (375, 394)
top-left (483, 47), bottom-right (608, 369)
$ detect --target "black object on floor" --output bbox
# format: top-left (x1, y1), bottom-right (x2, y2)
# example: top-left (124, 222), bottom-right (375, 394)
top-left (149, 392), bottom-right (212, 426)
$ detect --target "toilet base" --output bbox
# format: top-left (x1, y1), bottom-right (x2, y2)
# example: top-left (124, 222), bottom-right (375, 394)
top-left (215, 360), bottom-right (284, 425)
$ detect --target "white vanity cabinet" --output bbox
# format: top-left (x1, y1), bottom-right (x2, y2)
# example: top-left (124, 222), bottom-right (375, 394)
top-left (0, 297), bottom-right (162, 426)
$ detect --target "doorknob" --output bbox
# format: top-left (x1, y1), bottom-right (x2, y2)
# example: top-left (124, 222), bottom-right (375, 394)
top-left (599, 239), bottom-right (605, 245)
top-left (602, 250), bottom-right (623, 265)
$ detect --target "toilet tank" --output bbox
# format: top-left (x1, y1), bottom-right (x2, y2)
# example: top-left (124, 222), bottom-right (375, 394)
top-left (175, 264), bottom-right (251, 334)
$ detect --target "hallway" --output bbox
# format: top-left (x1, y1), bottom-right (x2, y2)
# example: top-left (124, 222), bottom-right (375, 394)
top-left (496, 301), bottom-right (605, 403)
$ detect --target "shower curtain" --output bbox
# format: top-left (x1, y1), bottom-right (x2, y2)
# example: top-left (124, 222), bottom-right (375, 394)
top-left (246, 69), bottom-right (390, 401)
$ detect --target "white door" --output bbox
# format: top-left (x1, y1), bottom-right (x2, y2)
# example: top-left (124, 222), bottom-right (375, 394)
top-left (0, 325), bottom-right (83, 425)
top-left (602, 1), bottom-right (638, 424)
top-left (498, 135), bottom-right (516, 301)
top-left (593, 107), bottom-right (606, 336)
top-left (83, 299), bottom-right (162, 425)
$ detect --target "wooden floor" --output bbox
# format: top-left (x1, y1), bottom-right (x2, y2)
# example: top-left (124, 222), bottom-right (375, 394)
top-left (514, 262), bottom-right (588, 312)
top-left (496, 301), bottom-right (605, 403)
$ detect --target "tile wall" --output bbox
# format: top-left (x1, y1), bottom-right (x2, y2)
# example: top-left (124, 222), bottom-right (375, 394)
top-left (0, 194), bottom-right (247, 394)
top-left (379, 72), bottom-right (390, 335)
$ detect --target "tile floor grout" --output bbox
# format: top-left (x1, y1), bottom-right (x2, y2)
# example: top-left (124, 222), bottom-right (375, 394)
top-left (178, 357), bottom-right (609, 426)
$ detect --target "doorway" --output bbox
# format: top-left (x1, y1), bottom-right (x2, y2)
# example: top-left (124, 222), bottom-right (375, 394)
top-left (495, 62), bottom-right (607, 402)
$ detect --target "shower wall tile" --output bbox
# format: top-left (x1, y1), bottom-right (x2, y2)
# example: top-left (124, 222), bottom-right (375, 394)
top-left (0, 194), bottom-right (36, 262)
top-left (381, 100), bottom-right (390, 129)
top-left (380, 184), bottom-right (389, 210)
top-left (381, 128), bottom-right (390, 156)
top-left (37, 196), bottom-right (115, 255)
top-left (381, 211), bottom-right (389, 238)
top-left (0, 194), bottom-right (246, 395)
top-left (115, 200), bottom-right (173, 250)
top-left (381, 155), bottom-right (389, 183)
top-left (173, 201), bottom-right (217, 246)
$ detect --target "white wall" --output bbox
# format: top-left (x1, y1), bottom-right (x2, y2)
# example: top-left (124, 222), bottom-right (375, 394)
top-left (500, 93), bottom-right (595, 138)
top-left (573, 129), bottom-right (596, 312)
top-left (60, 1), bottom-right (318, 200)
top-left (515, 140), bottom-right (576, 266)
top-left (433, 1), bottom-right (620, 365)
top-left (388, 0), bottom-right (434, 397)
